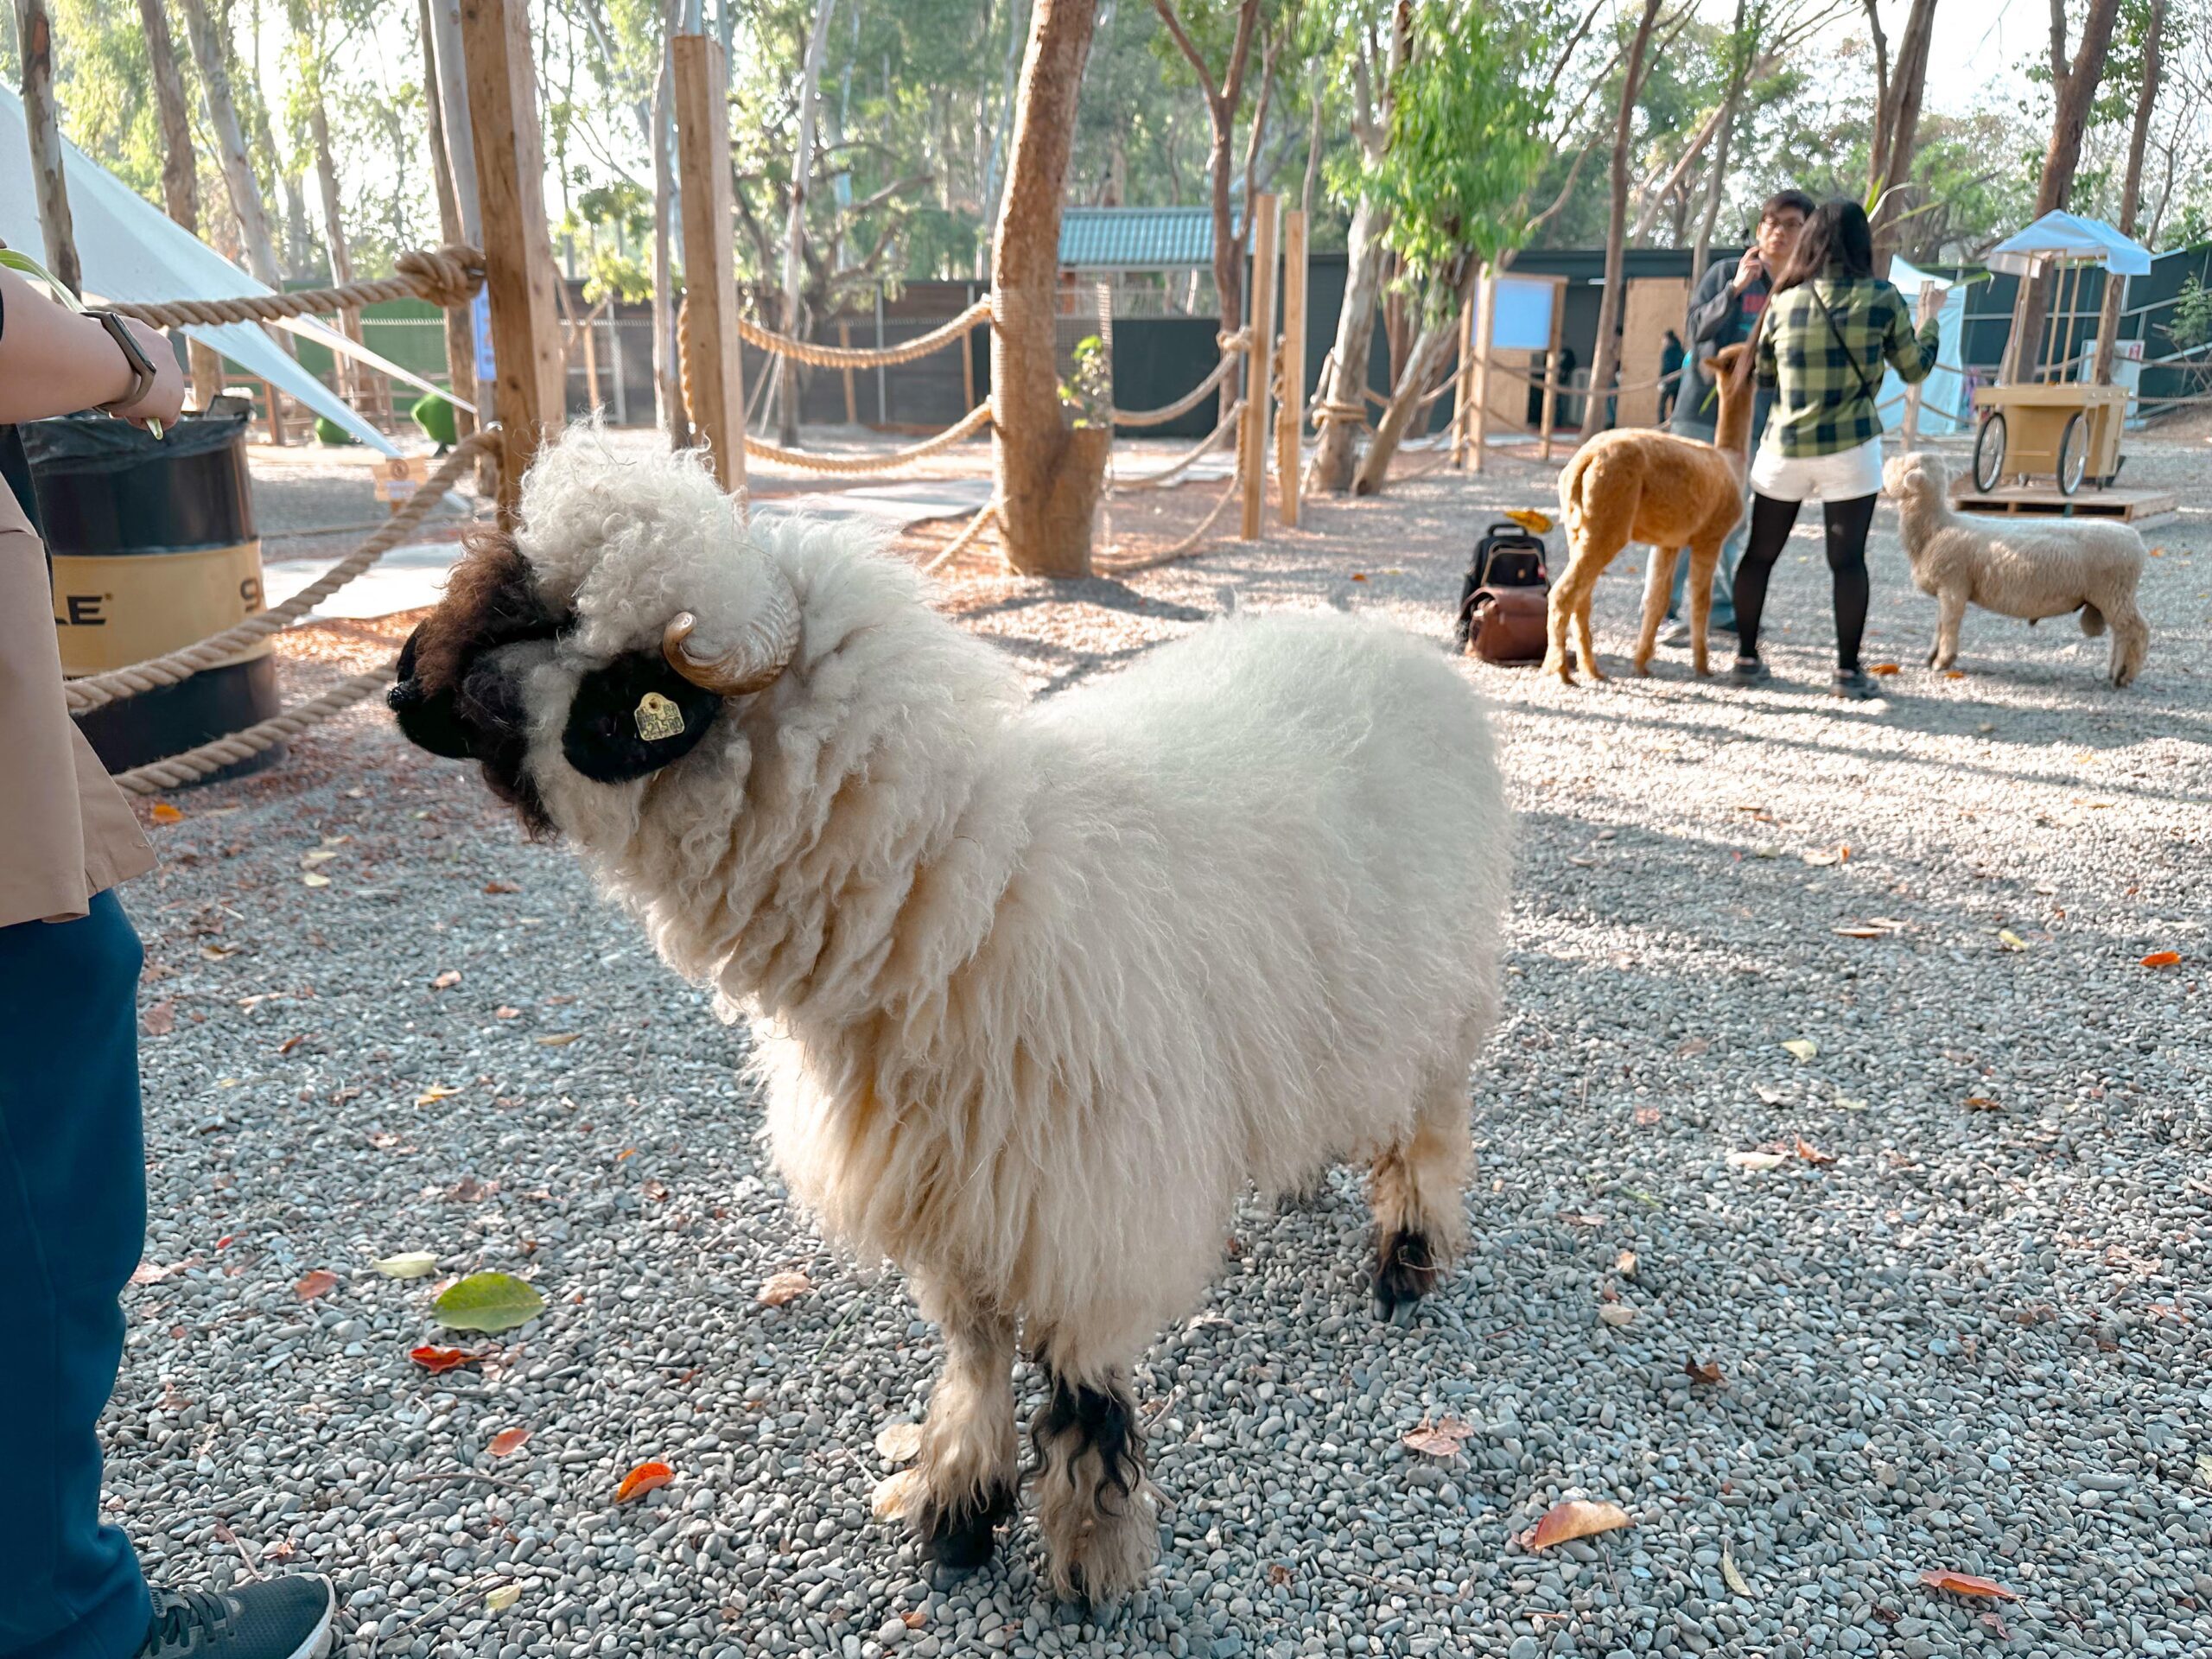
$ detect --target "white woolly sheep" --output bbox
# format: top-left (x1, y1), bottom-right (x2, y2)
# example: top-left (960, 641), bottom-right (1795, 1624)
top-left (1884, 451), bottom-right (2151, 687)
top-left (387, 430), bottom-right (1513, 1599)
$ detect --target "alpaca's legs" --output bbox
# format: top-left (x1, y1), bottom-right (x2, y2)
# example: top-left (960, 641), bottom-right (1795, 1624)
top-left (1573, 589), bottom-right (1609, 683)
top-left (1929, 586), bottom-right (1967, 670)
top-left (2107, 599), bottom-right (2150, 687)
top-left (906, 1282), bottom-right (1019, 1573)
top-left (1632, 546), bottom-right (1681, 675)
top-left (1030, 1353), bottom-right (1156, 1602)
top-left (1370, 1073), bottom-right (1474, 1320)
top-left (1541, 575), bottom-right (1584, 683)
top-left (1683, 543), bottom-right (1720, 677)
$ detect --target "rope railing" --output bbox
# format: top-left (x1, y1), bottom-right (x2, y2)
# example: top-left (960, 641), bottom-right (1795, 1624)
top-left (1102, 473), bottom-right (1243, 574)
top-left (106, 245), bottom-right (485, 329)
top-left (1115, 400), bottom-right (1243, 492)
top-left (111, 669), bottom-right (397, 796)
top-left (919, 498), bottom-right (1001, 574)
top-left (742, 401), bottom-right (995, 474)
top-left (1110, 353), bottom-right (1241, 427)
top-left (734, 299), bottom-right (991, 369)
top-left (65, 433), bottom-right (495, 715)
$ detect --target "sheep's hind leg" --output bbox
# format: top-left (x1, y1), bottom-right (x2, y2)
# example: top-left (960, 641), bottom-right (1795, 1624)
top-left (1370, 1076), bottom-right (1473, 1322)
top-left (906, 1286), bottom-right (1019, 1575)
top-left (1031, 1356), bottom-right (1157, 1603)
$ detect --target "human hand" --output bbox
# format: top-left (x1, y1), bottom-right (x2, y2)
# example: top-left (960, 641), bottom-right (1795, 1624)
top-left (1732, 248), bottom-right (1764, 292)
top-left (108, 316), bottom-right (188, 429)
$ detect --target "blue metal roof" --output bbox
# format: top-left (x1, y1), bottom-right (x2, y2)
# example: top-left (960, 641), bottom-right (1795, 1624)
top-left (1058, 207), bottom-right (1216, 270)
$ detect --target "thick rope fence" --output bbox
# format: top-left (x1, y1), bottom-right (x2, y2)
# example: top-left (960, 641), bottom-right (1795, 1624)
top-left (107, 245), bottom-right (486, 329)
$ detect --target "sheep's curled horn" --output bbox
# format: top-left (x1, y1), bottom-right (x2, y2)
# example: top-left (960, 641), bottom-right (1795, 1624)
top-left (660, 560), bottom-right (802, 696)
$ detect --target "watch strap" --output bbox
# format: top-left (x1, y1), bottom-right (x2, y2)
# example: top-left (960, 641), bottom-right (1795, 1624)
top-left (91, 310), bottom-right (158, 414)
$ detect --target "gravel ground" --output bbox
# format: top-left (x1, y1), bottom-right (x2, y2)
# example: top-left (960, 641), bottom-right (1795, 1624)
top-left (110, 430), bottom-right (2211, 1657)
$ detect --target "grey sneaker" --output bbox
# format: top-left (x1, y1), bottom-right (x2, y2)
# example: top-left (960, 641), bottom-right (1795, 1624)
top-left (1727, 657), bottom-right (1770, 686)
top-left (1657, 619), bottom-right (1692, 647)
top-left (1831, 667), bottom-right (1882, 701)
top-left (137, 1580), bottom-right (336, 1659)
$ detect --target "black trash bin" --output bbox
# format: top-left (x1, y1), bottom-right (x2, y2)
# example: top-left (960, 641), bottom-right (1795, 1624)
top-left (25, 401), bottom-right (283, 782)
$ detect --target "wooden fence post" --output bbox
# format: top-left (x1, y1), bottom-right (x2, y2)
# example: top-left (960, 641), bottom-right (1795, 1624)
top-left (1275, 207), bottom-right (1306, 527)
top-left (1239, 194), bottom-right (1279, 543)
top-left (672, 31), bottom-right (748, 499)
top-left (1538, 276), bottom-right (1566, 463)
top-left (459, 0), bottom-right (563, 521)
top-left (1465, 268), bottom-right (1495, 475)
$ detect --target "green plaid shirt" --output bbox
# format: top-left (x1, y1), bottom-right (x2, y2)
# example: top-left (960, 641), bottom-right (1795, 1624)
top-left (1755, 274), bottom-right (1940, 458)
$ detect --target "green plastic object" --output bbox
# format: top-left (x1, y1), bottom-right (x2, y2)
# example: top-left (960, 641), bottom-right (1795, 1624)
top-left (411, 391), bottom-right (459, 448)
top-left (313, 414), bottom-right (358, 446)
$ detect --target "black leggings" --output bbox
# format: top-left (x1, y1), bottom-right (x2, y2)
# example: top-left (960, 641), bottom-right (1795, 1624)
top-left (1732, 490), bottom-right (1879, 671)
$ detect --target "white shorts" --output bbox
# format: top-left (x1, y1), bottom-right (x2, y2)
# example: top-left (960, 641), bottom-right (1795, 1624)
top-left (1749, 435), bottom-right (1885, 504)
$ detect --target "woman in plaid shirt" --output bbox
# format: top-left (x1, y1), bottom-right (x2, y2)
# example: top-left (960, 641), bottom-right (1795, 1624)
top-left (1732, 198), bottom-right (1940, 699)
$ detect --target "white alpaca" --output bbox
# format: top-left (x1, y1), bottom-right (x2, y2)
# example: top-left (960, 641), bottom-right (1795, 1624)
top-left (1884, 451), bottom-right (2151, 687)
top-left (387, 432), bottom-right (1512, 1599)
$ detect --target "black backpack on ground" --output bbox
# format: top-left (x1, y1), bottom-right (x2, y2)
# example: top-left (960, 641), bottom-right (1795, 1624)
top-left (1452, 521), bottom-right (1551, 658)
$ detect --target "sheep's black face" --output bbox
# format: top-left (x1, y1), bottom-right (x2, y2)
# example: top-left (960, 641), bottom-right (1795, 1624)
top-left (388, 528), bottom-right (722, 836)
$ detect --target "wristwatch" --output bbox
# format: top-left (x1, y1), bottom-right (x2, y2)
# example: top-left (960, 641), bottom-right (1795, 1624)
top-left (89, 309), bottom-right (158, 414)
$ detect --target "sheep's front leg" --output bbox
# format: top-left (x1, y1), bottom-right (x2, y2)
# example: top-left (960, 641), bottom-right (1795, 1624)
top-left (1031, 1353), bottom-right (1157, 1602)
top-left (1928, 586), bottom-right (1967, 671)
top-left (906, 1286), bottom-right (1019, 1573)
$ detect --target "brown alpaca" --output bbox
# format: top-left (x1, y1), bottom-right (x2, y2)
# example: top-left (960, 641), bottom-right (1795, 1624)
top-left (1543, 343), bottom-right (1757, 683)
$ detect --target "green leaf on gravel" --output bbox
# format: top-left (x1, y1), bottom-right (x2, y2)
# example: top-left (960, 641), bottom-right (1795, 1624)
top-left (372, 1252), bottom-right (440, 1279)
top-left (484, 1585), bottom-right (522, 1613)
top-left (1781, 1039), bottom-right (1818, 1062)
top-left (433, 1272), bottom-right (547, 1332)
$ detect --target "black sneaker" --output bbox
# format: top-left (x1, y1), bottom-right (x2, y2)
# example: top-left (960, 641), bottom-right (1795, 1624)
top-left (1831, 668), bottom-right (1881, 701)
top-left (1727, 657), bottom-right (1770, 686)
top-left (137, 1580), bottom-right (336, 1659)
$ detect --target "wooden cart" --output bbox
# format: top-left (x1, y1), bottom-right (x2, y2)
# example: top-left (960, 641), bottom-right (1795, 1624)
top-left (1968, 382), bottom-right (2126, 496)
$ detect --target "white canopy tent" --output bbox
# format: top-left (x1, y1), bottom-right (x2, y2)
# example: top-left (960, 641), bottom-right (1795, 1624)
top-left (0, 87), bottom-right (467, 454)
top-left (1986, 211), bottom-right (2153, 277)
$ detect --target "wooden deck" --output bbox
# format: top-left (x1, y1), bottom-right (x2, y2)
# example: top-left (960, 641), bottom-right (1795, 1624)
top-left (1949, 484), bottom-right (2177, 524)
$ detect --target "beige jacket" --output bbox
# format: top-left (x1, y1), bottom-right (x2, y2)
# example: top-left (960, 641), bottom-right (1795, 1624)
top-left (0, 476), bottom-right (154, 928)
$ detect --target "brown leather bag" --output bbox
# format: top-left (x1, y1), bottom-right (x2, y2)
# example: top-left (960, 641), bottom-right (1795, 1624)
top-left (1464, 584), bottom-right (1550, 665)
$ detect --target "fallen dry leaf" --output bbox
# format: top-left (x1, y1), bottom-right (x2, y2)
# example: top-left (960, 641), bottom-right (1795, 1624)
top-left (130, 1259), bottom-right (194, 1287)
top-left (536, 1033), bottom-right (581, 1046)
top-left (1726, 1149), bottom-right (1788, 1172)
top-left (1997, 930), bottom-right (2028, 952)
top-left (484, 1585), bottom-right (522, 1613)
top-left (495, 1006), bottom-right (522, 1019)
top-left (871, 1468), bottom-right (922, 1520)
top-left (1720, 1544), bottom-right (1751, 1595)
top-left (614, 1460), bottom-right (675, 1503)
top-left (875, 1421), bottom-right (925, 1465)
top-left (1617, 1249), bottom-right (1638, 1276)
top-left (1943, 669), bottom-right (1966, 680)
top-left (149, 802), bottom-right (184, 823)
top-left (409, 1345), bottom-right (474, 1374)
top-left (1918, 1569), bottom-right (2015, 1601)
top-left (1597, 1304), bottom-right (1637, 1327)
top-left (276, 1033), bottom-right (306, 1055)
top-left (300, 849), bottom-right (337, 866)
top-left (1524, 1498), bottom-right (1632, 1551)
top-left (1794, 1137), bottom-right (1836, 1166)
top-left (143, 999), bottom-right (177, 1036)
top-left (488, 1427), bottom-right (531, 1458)
top-left (1685, 1357), bottom-right (1726, 1386)
top-left (1868, 663), bottom-right (1900, 676)
top-left (372, 1252), bottom-right (439, 1279)
top-left (484, 880), bottom-right (521, 894)
top-left (1676, 1036), bottom-right (1710, 1058)
top-left (2141, 950), bottom-right (2183, 969)
top-left (1781, 1039), bottom-right (1818, 1062)
top-left (416, 1084), bottom-right (461, 1106)
top-left (757, 1270), bottom-right (813, 1307)
top-left (1401, 1415), bottom-right (1478, 1458)
top-left (431, 969), bottom-right (462, 989)
top-left (294, 1269), bottom-right (339, 1301)
top-left (902, 1611), bottom-right (928, 1630)
top-left (301, 873), bottom-right (331, 888)
top-left (1963, 1096), bottom-right (2003, 1113)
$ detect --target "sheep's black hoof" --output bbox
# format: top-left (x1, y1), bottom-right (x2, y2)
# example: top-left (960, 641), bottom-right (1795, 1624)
top-left (917, 1481), bottom-right (1016, 1577)
top-left (1372, 1229), bottom-right (1438, 1321)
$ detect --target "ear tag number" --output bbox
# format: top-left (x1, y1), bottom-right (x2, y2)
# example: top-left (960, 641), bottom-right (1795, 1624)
top-left (634, 690), bottom-right (685, 741)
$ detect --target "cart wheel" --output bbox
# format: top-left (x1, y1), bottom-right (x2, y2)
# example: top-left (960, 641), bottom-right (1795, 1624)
top-left (2056, 412), bottom-right (2088, 497)
top-left (1973, 412), bottom-right (2007, 493)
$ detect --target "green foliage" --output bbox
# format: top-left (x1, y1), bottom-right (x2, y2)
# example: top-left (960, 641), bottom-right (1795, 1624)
top-left (1357, 0), bottom-right (1554, 295)
top-left (433, 1271), bottom-right (549, 1333)
top-left (1058, 334), bottom-right (1113, 427)
top-left (2168, 275), bottom-right (2212, 353)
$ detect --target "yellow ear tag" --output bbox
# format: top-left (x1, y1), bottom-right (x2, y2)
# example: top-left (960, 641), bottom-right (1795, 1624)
top-left (633, 690), bottom-right (685, 741)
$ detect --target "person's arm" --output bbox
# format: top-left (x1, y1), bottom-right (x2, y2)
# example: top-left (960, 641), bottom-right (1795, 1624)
top-left (1686, 262), bottom-right (1740, 346)
top-left (1879, 284), bottom-right (1941, 385)
top-left (0, 269), bottom-right (188, 427)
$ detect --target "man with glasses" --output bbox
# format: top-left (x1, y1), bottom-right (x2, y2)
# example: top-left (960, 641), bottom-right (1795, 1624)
top-left (1658, 189), bottom-right (1813, 648)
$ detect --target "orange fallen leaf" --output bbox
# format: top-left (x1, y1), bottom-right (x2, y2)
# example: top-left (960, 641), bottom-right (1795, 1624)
top-left (1402, 1415), bottom-right (1478, 1458)
top-left (2141, 950), bottom-right (2183, 969)
top-left (495, 1006), bottom-right (522, 1019)
top-left (757, 1270), bottom-right (813, 1307)
top-left (1943, 669), bottom-right (1967, 679)
top-left (1919, 1569), bottom-right (2015, 1601)
top-left (1963, 1096), bottom-right (2002, 1113)
top-left (488, 1427), bottom-right (531, 1458)
top-left (1525, 1498), bottom-right (1632, 1551)
top-left (1794, 1137), bottom-right (1836, 1166)
top-left (410, 1345), bottom-right (474, 1374)
top-left (149, 802), bottom-right (185, 823)
top-left (431, 969), bottom-right (462, 989)
top-left (1869, 664), bottom-right (1900, 675)
top-left (615, 1460), bottom-right (675, 1503)
top-left (902, 1611), bottom-right (928, 1630)
top-left (294, 1269), bottom-right (339, 1301)
top-left (484, 880), bottom-right (521, 894)
top-left (1633, 1105), bottom-right (1662, 1126)
top-left (277, 1033), bottom-right (306, 1055)
top-left (143, 999), bottom-right (177, 1036)
top-left (1684, 1357), bottom-right (1726, 1385)
top-left (1349, 572), bottom-right (1369, 582)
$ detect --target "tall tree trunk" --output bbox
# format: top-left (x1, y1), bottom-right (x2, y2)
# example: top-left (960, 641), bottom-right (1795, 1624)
top-left (1582, 0), bottom-right (1662, 438)
top-left (2091, 0), bottom-right (2164, 385)
top-left (179, 0), bottom-right (284, 291)
top-left (1867, 0), bottom-right (1939, 277)
top-left (650, 15), bottom-right (688, 445)
top-left (1307, 197), bottom-right (1390, 492)
top-left (15, 0), bottom-right (79, 292)
top-left (993, 0), bottom-right (1103, 577)
top-left (1153, 0), bottom-right (1260, 414)
top-left (2006, 0), bottom-right (2124, 382)
top-left (776, 0), bottom-right (838, 448)
top-left (139, 0), bottom-right (224, 405)
top-left (980, 0), bottom-right (1033, 252)
top-left (1352, 264), bottom-right (1469, 493)
top-left (303, 59), bottom-right (362, 406)
top-left (1690, 0), bottom-right (1750, 285)
top-left (418, 0), bottom-right (477, 442)
top-left (426, 0), bottom-right (483, 242)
